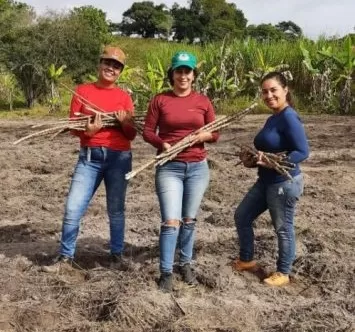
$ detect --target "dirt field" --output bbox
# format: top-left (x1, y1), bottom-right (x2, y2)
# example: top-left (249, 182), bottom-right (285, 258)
top-left (0, 114), bottom-right (354, 332)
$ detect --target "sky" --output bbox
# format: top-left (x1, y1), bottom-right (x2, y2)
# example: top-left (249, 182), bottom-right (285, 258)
top-left (23, 0), bottom-right (354, 39)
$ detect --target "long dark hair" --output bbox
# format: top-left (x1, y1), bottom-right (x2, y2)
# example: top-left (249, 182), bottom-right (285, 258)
top-left (261, 71), bottom-right (293, 107)
top-left (167, 67), bottom-right (199, 86)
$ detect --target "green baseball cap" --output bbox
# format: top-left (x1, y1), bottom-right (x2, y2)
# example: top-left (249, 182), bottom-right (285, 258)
top-left (171, 51), bottom-right (197, 70)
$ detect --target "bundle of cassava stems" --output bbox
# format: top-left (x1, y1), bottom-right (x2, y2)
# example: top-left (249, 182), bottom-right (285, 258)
top-left (13, 101), bottom-right (294, 180)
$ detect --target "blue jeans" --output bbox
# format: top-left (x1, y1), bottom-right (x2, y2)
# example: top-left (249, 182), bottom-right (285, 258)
top-left (155, 160), bottom-right (210, 274)
top-left (60, 147), bottom-right (132, 258)
top-left (234, 174), bottom-right (304, 274)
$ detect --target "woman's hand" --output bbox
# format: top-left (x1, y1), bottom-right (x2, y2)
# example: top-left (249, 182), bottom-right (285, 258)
top-left (239, 148), bottom-right (257, 168)
top-left (85, 113), bottom-right (102, 137)
top-left (189, 131), bottom-right (213, 145)
top-left (256, 151), bottom-right (274, 169)
top-left (115, 110), bottom-right (132, 124)
top-left (162, 142), bottom-right (172, 152)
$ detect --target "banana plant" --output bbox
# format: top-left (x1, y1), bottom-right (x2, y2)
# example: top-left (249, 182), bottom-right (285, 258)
top-left (300, 43), bottom-right (336, 113)
top-left (0, 72), bottom-right (16, 111)
top-left (300, 43), bottom-right (335, 74)
top-left (301, 37), bottom-right (355, 113)
top-left (116, 65), bottom-right (142, 97)
top-left (144, 59), bottom-right (167, 95)
top-left (300, 45), bottom-right (320, 75)
top-left (318, 36), bottom-right (355, 76)
top-left (47, 64), bottom-right (66, 112)
top-left (198, 68), bottom-right (242, 102)
top-left (318, 36), bottom-right (355, 113)
top-left (196, 40), bottom-right (245, 103)
top-left (244, 48), bottom-right (290, 98)
top-left (131, 58), bottom-right (170, 113)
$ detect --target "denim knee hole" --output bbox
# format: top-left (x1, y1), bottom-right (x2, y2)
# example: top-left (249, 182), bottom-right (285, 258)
top-left (161, 219), bottom-right (181, 229)
top-left (182, 218), bottom-right (196, 230)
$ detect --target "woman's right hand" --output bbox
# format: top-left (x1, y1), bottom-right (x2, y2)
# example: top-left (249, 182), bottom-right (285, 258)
top-left (239, 148), bottom-right (257, 168)
top-left (85, 113), bottom-right (103, 137)
top-left (256, 151), bottom-right (274, 169)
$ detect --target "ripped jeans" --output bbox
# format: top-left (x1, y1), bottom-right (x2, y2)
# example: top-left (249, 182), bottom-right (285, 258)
top-left (155, 160), bottom-right (210, 274)
top-left (234, 174), bottom-right (304, 274)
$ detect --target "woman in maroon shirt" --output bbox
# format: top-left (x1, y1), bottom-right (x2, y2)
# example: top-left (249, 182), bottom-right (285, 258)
top-left (143, 51), bottom-right (219, 292)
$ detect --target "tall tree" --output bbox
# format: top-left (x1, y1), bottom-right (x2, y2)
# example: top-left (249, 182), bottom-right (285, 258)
top-left (156, 11), bottom-right (173, 39)
top-left (246, 24), bottom-right (284, 41)
top-left (0, 0), bottom-right (35, 43)
top-left (0, 1), bottom-right (38, 107)
top-left (275, 21), bottom-right (303, 39)
top-left (70, 5), bottom-right (112, 44)
top-left (171, 3), bottom-right (203, 43)
top-left (5, 24), bottom-right (49, 108)
top-left (3, 7), bottom-right (110, 108)
top-left (194, 0), bottom-right (247, 42)
top-left (119, 2), bottom-right (172, 38)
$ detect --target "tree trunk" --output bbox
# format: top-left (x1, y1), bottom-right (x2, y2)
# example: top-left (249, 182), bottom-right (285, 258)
top-left (25, 87), bottom-right (35, 108)
top-left (9, 91), bottom-right (13, 111)
top-left (26, 95), bottom-right (35, 108)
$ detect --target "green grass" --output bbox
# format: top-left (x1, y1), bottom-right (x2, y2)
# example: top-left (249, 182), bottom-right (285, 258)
top-left (0, 105), bottom-right (69, 119)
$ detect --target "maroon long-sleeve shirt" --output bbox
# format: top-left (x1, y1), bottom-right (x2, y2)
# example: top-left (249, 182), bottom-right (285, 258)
top-left (143, 91), bottom-right (219, 162)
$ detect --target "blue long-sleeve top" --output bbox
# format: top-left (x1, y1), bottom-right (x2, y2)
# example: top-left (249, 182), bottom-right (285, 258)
top-left (254, 106), bottom-right (309, 184)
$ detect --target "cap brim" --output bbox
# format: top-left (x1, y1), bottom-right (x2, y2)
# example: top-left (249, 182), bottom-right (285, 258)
top-left (100, 55), bottom-right (124, 66)
top-left (171, 63), bottom-right (195, 70)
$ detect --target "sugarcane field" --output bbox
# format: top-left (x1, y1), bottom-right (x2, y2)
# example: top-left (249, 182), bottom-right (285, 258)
top-left (0, 113), bottom-right (354, 332)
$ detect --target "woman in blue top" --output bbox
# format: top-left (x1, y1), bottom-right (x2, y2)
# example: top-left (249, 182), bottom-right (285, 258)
top-left (233, 71), bottom-right (309, 286)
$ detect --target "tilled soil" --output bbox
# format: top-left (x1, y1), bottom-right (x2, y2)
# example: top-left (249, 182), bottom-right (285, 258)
top-left (0, 114), bottom-right (354, 332)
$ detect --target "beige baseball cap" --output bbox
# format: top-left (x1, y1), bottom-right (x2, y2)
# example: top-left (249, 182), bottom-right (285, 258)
top-left (100, 46), bottom-right (126, 66)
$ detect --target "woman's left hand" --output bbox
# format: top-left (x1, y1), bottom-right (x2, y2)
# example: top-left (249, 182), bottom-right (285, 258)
top-left (189, 131), bottom-right (213, 145)
top-left (162, 142), bottom-right (172, 152)
top-left (115, 110), bottom-right (132, 124)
